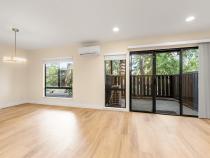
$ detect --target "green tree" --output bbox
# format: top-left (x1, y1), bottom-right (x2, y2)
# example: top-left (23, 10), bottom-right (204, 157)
top-left (105, 60), bottom-right (125, 75)
top-left (132, 54), bottom-right (152, 75)
top-left (131, 49), bottom-right (198, 75)
top-left (156, 52), bottom-right (179, 75)
top-left (183, 49), bottom-right (198, 73)
top-left (46, 64), bottom-right (58, 87)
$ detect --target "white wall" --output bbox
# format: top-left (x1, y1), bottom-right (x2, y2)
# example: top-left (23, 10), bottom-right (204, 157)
top-left (27, 40), bottom-right (134, 111)
top-left (0, 45), bottom-right (28, 108)
top-left (28, 45), bottom-right (109, 110)
top-left (26, 31), bottom-right (210, 111)
top-left (1, 31), bottom-right (210, 111)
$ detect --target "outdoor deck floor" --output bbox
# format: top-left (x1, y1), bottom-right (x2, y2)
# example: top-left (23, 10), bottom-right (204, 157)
top-left (131, 99), bottom-right (198, 116)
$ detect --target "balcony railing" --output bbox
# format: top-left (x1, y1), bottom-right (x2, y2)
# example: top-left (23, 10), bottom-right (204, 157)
top-left (105, 72), bottom-right (198, 110)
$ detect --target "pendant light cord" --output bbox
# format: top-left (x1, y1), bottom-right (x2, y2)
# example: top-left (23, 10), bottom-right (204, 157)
top-left (12, 28), bottom-right (19, 58)
top-left (15, 30), bottom-right (16, 57)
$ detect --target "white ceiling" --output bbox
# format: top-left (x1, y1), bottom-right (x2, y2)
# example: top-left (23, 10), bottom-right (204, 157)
top-left (0, 0), bottom-right (210, 49)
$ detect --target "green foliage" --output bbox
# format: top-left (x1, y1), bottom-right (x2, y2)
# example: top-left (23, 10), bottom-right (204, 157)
top-left (46, 63), bottom-right (73, 97)
top-left (131, 49), bottom-right (198, 75)
top-left (183, 49), bottom-right (198, 73)
top-left (112, 61), bottom-right (120, 75)
top-left (66, 89), bottom-right (73, 96)
top-left (46, 64), bottom-right (59, 87)
top-left (132, 54), bottom-right (152, 75)
top-left (105, 60), bottom-right (125, 75)
top-left (156, 52), bottom-right (179, 75)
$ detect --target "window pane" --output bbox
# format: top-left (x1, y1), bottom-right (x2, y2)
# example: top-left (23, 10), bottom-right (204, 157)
top-left (130, 54), bottom-right (153, 112)
top-left (46, 64), bottom-right (59, 87)
top-left (182, 48), bottom-right (198, 116)
top-left (46, 88), bottom-right (72, 98)
top-left (105, 61), bottom-right (111, 74)
top-left (105, 60), bottom-right (126, 108)
top-left (131, 54), bottom-right (153, 75)
top-left (183, 49), bottom-right (199, 73)
top-left (60, 62), bottom-right (73, 87)
top-left (156, 52), bottom-right (180, 75)
top-left (112, 61), bottom-right (121, 75)
top-left (156, 52), bottom-right (180, 115)
top-left (45, 61), bottom-right (73, 98)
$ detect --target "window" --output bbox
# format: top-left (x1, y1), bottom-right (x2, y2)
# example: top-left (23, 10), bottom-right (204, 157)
top-left (44, 58), bottom-right (73, 98)
top-left (104, 54), bottom-right (126, 108)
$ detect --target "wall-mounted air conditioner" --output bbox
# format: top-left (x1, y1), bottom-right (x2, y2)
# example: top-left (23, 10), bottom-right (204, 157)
top-left (78, 46), bottom-right (100, 55)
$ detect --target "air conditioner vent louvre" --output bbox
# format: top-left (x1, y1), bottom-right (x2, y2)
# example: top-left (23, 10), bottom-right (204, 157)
top-left (79, 46), bottom-right (100, 55)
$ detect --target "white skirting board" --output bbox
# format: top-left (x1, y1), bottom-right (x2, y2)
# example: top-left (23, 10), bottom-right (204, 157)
top-left (0, 100), bottom-right (28, 109)
top-left (0, 99), bottom-right (129, 112)
top-left (28, 100), bottom-right (129, 112)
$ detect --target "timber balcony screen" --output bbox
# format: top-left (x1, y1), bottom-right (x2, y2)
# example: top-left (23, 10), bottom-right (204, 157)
top-left (106, 72), bottom-right (198, 110)
top-left (131, 72), bottom-right (198, 110)
top-left (105, 75), bottom-right (126, 107)
top-left (131, 75), bottom-right (180, 99)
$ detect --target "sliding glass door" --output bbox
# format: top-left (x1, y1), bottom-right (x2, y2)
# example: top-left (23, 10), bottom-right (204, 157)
top-left (105, 56), bottom-right (126, 108)
top-left (156, 51), bottom-right (180, 115)
top-left (130, 53), bottom-right (154, 112)
top-left (130, 47), bottom-right (199, 117)
top-left (182, 48), bottom-right (199, 116)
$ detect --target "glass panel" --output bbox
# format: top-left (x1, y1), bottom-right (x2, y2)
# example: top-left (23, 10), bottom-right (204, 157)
top-left (46, 64), bottom-right (59, 87)
top-left (60, 62), bottom-right (73, 88)
top-left (105, 60), bottom-right (126, 108)
top-left (130, 54), bottom-right (153, 112)
top-left (156, 52), bottom-right (180, 115)
top-left (182, 48), bottom-right (198, 116)
top-left (45, 62), bottom-right (73, 98)
top-left (46, 88), bottom-right (72, 98)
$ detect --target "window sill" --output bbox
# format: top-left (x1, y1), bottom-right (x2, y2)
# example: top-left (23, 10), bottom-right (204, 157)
top-left (43, 96), bottom-right (73, 100)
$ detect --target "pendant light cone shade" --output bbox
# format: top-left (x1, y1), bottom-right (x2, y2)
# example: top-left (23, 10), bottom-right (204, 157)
top-left (2, 28), bottom-right (27, 63)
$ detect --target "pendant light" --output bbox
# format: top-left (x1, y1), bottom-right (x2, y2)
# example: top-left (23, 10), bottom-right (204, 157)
top-left (2, 28), bottom-right (26, 63)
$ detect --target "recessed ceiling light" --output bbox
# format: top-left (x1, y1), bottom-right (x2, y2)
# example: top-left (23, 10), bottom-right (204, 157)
top-left (186, 16), bottom-right (195, 22)
top-left (113, 27), bottom-right (119, 32)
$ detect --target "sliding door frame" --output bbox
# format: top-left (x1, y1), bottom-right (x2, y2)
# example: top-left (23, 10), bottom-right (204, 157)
top-left (130, 46), bottom-right (198, 117)
top-left (104, 59), bottom-right (127, 108)
top-left (129, 51), bottom-right (155, 113)
top-left (180, 47), bottom-right (198, 117)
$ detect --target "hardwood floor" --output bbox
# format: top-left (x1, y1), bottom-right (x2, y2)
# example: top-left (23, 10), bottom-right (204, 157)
top-left (0, 104), bottom-right (210, 158)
